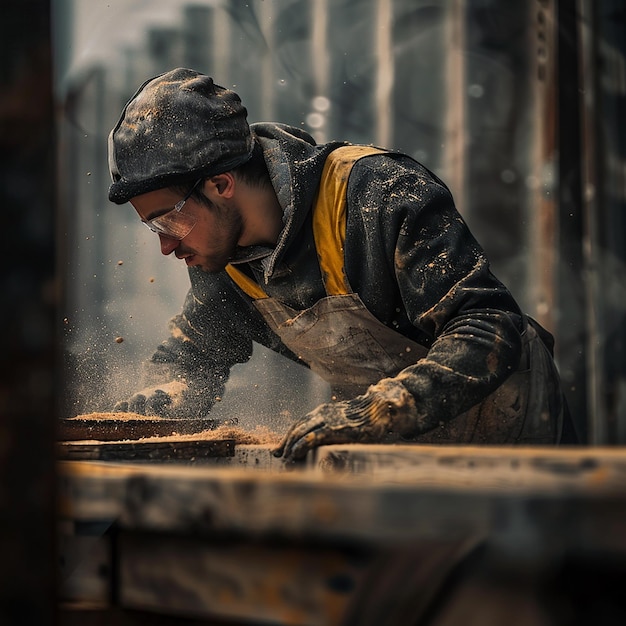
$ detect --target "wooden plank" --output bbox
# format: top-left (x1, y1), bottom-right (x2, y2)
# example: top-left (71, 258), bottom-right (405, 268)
top-left (58, 445), bottom-right (626, 554)
top-left (58, 439), bottom-right (235, 462)
top-left (118, 532), bottom-right (374, 625)
top-left (114, 531), bottom-right (484, 626)
top-left (207, 444), bottom-right (287, 471)
top-left (58, 417), bottom-right (226, 442)
top-left (315, 444), bottom-right (626, 491)
top-left (115, 530), bottom-right (484, 626)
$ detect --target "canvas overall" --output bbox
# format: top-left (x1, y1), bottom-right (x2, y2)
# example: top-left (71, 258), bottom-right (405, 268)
top-left (226, 146), bottom-right (564, 444)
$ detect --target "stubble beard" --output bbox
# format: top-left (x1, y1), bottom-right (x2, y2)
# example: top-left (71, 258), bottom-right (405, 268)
top-left (198, 203), bottom-right (243, 274)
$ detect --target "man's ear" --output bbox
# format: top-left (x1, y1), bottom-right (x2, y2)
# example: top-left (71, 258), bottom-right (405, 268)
top-left (208, 173), bottom-right (235, 198)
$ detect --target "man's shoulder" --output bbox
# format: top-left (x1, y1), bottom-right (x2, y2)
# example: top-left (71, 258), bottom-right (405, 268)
top-left (347, 150), bottom-right (451, 196)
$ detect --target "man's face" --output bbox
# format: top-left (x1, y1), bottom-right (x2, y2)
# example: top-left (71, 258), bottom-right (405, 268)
top-left (130, 185), bottom-right (243, 273)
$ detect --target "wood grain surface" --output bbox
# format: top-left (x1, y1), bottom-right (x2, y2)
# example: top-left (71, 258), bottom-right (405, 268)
top-left (58, 438), bottom-right (235, 462)
top-left (58, 417), bottom-right (226, 441)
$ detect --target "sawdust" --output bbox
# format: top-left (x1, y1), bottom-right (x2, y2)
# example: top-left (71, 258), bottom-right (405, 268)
top-left (70, 411), bottom-right (150, 421)
top-left (187, 424), bottom-right (282, 446)
top-left (68, 412), bottom-right (282, 445)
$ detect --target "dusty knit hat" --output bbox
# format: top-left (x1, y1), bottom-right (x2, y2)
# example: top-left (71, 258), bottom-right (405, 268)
top-left (108, 68), bottom-right (254, 204)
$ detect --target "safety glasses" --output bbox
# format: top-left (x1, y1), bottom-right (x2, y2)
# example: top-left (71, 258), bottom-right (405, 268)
top-left (142, 178), bottom-right (203, 240)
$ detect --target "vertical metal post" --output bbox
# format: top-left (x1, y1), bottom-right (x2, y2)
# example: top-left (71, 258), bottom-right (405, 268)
top-left (375, 0), bottom-right (394, 148)
top-left (443, 0), bottom-right (467, 205)
top-left (259, 0), bottom-right (276, 121)
top-left (311, 0), bottom-right (329, 96)
top-left (213, 3), bottom-right (231, 81)
top-left (577, 0), bottom-right (604, 443)
top-left (527, 0), bottom-right (559, 333)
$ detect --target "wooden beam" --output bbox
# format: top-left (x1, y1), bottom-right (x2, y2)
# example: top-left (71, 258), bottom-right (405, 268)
top-left (58, 445), bottom-right (626, 554)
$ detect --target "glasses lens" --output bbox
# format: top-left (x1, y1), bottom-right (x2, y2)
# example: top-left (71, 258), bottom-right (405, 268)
top-left (145, 209), bottom-right (197, 240)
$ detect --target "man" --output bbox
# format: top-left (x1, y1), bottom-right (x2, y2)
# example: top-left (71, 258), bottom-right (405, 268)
top-left (108, 68), bottom-right (572, 462)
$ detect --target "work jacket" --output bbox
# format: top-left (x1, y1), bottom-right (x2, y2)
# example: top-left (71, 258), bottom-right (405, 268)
top-left (148, 123), bottom-right (565, 443)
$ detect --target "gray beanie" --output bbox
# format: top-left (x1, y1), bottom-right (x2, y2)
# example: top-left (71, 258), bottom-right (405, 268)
top-left (108, 68), bottom-right (254, 204)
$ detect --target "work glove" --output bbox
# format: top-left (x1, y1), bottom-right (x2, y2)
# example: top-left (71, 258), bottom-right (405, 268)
top-left (113, 379), bottom-right (216, 418)
top-left (273, 378), bottom-right (419, 462)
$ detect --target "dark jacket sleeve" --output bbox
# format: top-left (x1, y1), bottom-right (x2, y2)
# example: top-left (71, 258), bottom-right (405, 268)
top-left (145, 268), bottom-right (257, 398)
top-left (345, 155), bottom-right (523, 430)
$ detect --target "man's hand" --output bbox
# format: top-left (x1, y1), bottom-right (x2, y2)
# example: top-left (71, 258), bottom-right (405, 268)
top-left (273, 378), bottom-right (419, 462)
top-left (113, 380), bottom-right (214, 418)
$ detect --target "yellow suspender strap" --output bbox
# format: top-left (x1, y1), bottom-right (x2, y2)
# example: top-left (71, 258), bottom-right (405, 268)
top-left (312, 145), bottom-right (386, 295)
top-left (225, 264), bottom-right (268, 299)
top-left (225, 145), bottom-right (387, 299)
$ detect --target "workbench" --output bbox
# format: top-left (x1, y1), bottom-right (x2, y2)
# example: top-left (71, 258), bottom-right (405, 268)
top-left (58, 444), bottom-right (626, 625)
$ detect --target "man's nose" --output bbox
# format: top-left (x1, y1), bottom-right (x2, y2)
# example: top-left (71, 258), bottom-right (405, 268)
top-left (158, 234), bottom-right (179, 256)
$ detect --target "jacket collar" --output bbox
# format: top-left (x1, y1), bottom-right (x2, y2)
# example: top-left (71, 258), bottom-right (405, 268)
top-left (249, 123), bottom-right (346, 283)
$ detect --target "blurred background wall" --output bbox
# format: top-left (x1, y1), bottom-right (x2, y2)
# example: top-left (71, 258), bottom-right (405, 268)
top-left (52, 0), bottom-right (626, 444)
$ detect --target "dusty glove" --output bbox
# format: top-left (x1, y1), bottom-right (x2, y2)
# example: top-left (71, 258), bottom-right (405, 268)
top-left (273, 378), bottom-right (419, 462)
top-left (113, 379), bottom-right (215, 418)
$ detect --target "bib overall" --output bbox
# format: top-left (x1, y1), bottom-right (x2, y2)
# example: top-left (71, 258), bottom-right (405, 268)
top-left (227, 146), bottom-right (564, 444)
